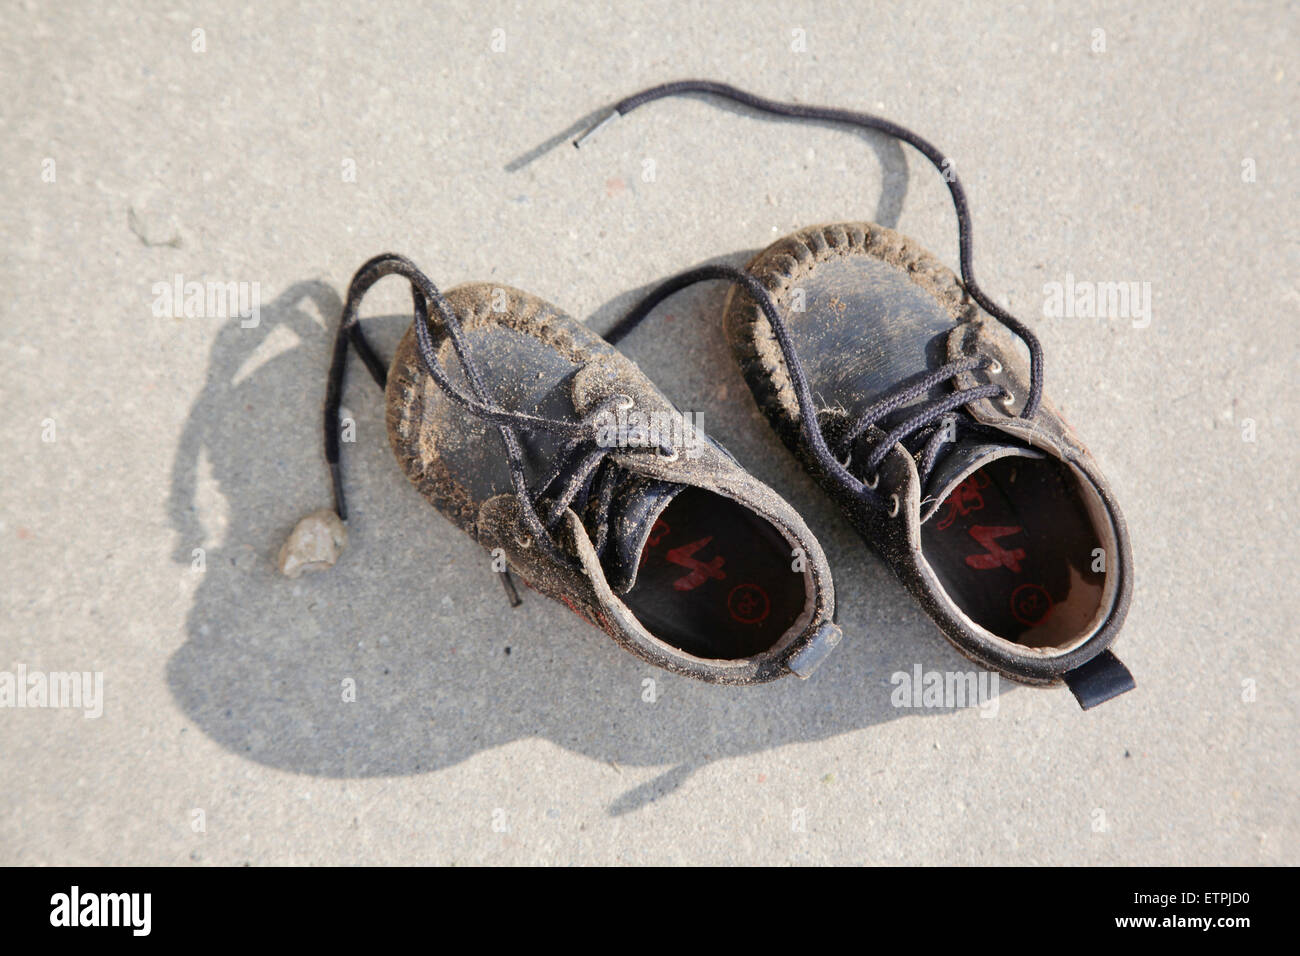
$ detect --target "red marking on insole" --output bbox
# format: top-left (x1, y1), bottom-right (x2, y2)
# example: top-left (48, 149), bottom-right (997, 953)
top-left (965, 525), bottom-right (1026, 573)
top-left (666, 536), bottom-right (726, 591)
top-left (727, 583), bottom-right (770, 625)
top-left (936, 473), bottom-right (990, 530)
top-left (1010, 583), bottom-right (1053, 627)
top-left (646, 519), bottom-right (669, 548)
top-left (640, 519), bottom-right (670, 563)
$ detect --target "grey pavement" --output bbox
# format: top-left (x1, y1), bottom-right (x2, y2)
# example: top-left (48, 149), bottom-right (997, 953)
top-left (1, 0), bottom-right (1296, 865)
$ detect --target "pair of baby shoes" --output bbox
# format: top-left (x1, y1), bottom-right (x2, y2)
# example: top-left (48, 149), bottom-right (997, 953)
top-left (314, 82), bottom-right (1134, 709)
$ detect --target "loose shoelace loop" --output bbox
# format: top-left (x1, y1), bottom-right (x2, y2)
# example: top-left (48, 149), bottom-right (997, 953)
top-left (324, 254), bottom-right (666, 567)
top-left (577, 79), bottom-right (1044, 510)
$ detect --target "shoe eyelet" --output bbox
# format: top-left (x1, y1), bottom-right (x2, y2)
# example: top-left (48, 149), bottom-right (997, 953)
top-left (999, 389), bottom-right (1015, 408)
top-left (657, 447), bottom-right (679, 463)
top-left (864, 472), bottom-right (879, 490)
top-left (888, 494), bottom-right (900, 518)
top-left (615, 392), bottom-right (634, 410)
top-left (987, 358), bottom-right (1003, 374)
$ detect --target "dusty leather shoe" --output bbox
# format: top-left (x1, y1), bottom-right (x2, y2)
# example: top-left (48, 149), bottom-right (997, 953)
top-left (325, 254), bottom-right (840, 685)
top-left (578, 81), bottom-right (1135, 709)
top-left (720, 222), bottom-right (1134, 706)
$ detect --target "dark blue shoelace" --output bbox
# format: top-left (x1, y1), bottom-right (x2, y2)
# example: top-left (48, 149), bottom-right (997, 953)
top-left (324, 253), bottom-right (666, 571)
top-left (578, 80), bottom-right (1044, 510)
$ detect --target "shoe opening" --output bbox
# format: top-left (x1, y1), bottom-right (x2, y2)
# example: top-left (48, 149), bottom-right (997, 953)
top-left (920, 455), bottom-right (1112, 650)
top-left (620, 488), bottom-right (807, 660)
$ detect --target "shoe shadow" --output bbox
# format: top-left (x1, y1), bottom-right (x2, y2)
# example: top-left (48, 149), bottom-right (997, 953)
top-left (165, 262), bottom-right (1008, 818)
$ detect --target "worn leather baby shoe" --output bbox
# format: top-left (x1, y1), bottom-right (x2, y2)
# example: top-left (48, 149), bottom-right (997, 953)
top-left (318, 254), bottom-right (841, 685)
top-left (720, 223), bottom-right (1134, 706)
top-left (579, 81), bottom-right (1134, 708)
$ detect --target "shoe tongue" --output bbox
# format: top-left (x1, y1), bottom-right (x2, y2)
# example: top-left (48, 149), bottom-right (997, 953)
top-left (597, 474), bottom-right (685, 594)
top-left (919, 436), bottom-right (1046, 524)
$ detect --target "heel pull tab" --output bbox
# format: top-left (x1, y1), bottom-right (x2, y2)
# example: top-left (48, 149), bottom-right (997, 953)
top-left (1063, 650), bottom-right (1135, 710)
top-left (787, 623), bottom-right (843, 679)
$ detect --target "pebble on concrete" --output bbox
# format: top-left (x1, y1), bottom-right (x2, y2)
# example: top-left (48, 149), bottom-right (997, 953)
top-left (277, 508), bottom-right (347, 578)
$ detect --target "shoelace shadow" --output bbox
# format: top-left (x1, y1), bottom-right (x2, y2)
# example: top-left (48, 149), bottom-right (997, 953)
top-left (164, 265), bottom-right (1011, 818)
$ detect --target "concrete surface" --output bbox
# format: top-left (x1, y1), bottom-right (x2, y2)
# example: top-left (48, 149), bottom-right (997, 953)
top-left (1, 0), bottom-right (1296, 865)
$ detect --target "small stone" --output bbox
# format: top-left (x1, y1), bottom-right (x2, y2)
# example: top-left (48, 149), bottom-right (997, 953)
top-left (277, 509), bottom-right (347, 578)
